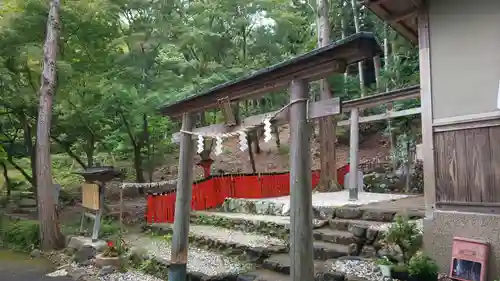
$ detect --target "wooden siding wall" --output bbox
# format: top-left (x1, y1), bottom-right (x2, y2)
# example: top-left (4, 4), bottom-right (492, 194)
top-left (434, 125), bottom-right (500, 203)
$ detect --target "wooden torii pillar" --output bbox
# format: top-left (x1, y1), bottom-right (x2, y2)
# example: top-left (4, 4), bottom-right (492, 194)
top-left (169, 112), bottom-right (195, 281)
top-left (289, 79), bottom-right (314, 280)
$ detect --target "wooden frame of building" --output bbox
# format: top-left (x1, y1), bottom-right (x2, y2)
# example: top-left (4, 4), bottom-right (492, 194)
top-left (365, 0), bottom-right (500, 278)
top-left (160, 32), bottom-right (382, 281)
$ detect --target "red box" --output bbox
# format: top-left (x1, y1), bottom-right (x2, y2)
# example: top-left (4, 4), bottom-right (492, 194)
top-left (450, 237), bottom-right (489, 281)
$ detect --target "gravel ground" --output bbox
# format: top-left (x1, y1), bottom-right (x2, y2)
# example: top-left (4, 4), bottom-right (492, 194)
top-left (99, 271), bottom-right (164, 281)
top-left (189, 224), bottom-right (286, 248)
top-left (126, 234), bottom-right (253, 276)
top-left (329, 260), bottom-right (385, 281)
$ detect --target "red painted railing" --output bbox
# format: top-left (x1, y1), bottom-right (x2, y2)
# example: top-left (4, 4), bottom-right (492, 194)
top-left (146, 165), bottom-right (350, 223)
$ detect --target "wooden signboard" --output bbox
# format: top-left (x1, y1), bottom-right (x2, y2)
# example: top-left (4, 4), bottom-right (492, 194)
top-left (450, 237), bottom-right (489, 281)
top-left (81, 183), bottom-right (100, 210)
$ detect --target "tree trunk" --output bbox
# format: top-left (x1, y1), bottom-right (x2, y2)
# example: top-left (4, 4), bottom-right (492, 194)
top-left (133, 145), bottom-right (145, 182)
top-left (86, 132), bottom-right (95, 168)
top-left (383, 24), bottom-right (397, 171)
top-left (340, 0), bottom-right (348, 94)
top-left (35, 0), bottom-right (64, 251)
top-left (253, 129), bottom-right (261, 154)
top-left (20, 113), bottom-right (37, 190)
top-left (316, 0), bottom-right (339, 192)
top-left (383, 23), bottom-right (390, 91)
top-left (350, 0), bottom-right (366, 97)
top-left (247, 133), bottom-right (257, 173)
top-left (273, 124), bottom-right (281, 148)
top-left (1, 162), bottom-right (11, 198)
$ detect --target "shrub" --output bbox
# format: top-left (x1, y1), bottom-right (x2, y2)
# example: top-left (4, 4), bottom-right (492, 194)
top-left (381, 215), bottom-right (422, 263)
top-left (408, 251), bottom-right (439, 280)
top-left (1, 218), bottom-right (40, 251)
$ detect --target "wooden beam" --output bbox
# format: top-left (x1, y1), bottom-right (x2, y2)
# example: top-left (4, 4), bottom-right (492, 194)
top-left (342, 85), bottom-right (420, 111)
top-left (171, 97), bottom-right (341, 143)
top-left (169, 113), bottom-right (195, 281)
top-left (288, 79), bottom-right (314, 281)
top-left (362, 0), bottom-right (420, 44)
top-left (163, 60), bottom-right (346, 117)
top-left (388, 9), bottom-right (418, 23)
top-left (337, 107), bottom-right (421, 126)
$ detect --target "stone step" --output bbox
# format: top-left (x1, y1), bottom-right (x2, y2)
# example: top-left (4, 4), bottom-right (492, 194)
top-left (147, 223), bottom-right (288, 262)
top-left (191, 211), bottom-right (290, 240)
top-left (313, 241), bottom-right (355, 260)
top-left (327, 218), bottom-right (390, 232)
top-left (191, 211), bottom-right (328, 239)
top-left (238, 269), bottom-right (291, 281)
top-left (312, 229), bottom-right (358, 245)
top-left (317, 205), bottom-right (424, 223)
top-left (262, 254), bottom-right (331, 275)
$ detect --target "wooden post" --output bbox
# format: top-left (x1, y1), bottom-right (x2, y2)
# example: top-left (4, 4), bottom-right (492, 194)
top-left (374, 54), bottom-right (382, 91)
top-left (418, 2), bottom-right (436, 218)
top-left (169, 113), bottom-right (195, 281)
top-left (349, 107), bottom-right (360, 201)
top-left (289, 79), bottom-right (314, 281)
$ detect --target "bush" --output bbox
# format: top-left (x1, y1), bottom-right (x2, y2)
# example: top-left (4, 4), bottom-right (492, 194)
top-left (381, 215), bottom-right (422, 264)
top-left (408, 251), bottom-right (439, 280)
top-left (0, 218), bottom-right (40, 251)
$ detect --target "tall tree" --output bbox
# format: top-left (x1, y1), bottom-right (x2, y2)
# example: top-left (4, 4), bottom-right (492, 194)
top-left (350, 0), bottom-right (366, 97)
top-left (316, 0), bottom-right (339, 192)
top-left (36, 0), bottom-right (64, 250)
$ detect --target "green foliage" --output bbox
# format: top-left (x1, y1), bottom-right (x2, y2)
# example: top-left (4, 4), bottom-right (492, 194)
top-left (277, 144), bottom-right (290, 155)
top-left (381, 215), bottom-right (422, 264)
top-left (376, 256), bottom-right (395, 266)
top-left (408, 251), bottom-right (439, 279)
top-left (102, 236), bottom-right (129, 258)
top-left (0, 0), bottom-right (420, 189)
top-left (0, 218), bottom-right (40, 251)
top-left (133, 258), bottom-right (169, 279)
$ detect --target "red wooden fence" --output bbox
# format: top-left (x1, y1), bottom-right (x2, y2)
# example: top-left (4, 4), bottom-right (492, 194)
top-left (146, 165), bottom-right (350, 223)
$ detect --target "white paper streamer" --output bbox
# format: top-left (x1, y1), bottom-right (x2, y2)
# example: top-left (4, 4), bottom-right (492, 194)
top-left (238, 131), bottom-right (248, 151)
top-left (263, 118), bottom-right (272, 143)
top-left (215, 136), bottom-right (223, 156)
top-left (197, 135), bottom-right (204, 154)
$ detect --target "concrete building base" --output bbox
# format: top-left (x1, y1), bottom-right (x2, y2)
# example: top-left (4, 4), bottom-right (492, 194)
top-left (423, 210), bottom-right (500, 281)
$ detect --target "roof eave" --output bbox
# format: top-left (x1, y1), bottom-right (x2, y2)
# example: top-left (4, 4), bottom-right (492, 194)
top-left (363, 0), bottom-right (420, 44)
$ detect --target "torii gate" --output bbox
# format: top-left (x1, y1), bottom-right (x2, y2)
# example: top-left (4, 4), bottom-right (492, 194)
top-left (159, 32), bottom-right (382, 281)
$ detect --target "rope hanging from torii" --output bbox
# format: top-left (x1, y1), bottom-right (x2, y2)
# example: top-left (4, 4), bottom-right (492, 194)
top-left (180, 98), bottom-right (309, 155)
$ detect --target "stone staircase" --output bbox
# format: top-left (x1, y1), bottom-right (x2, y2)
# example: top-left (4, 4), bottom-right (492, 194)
top-left (142, 200), bottom-right (424, 281)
